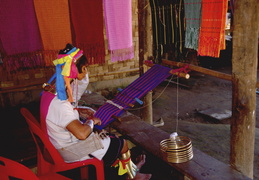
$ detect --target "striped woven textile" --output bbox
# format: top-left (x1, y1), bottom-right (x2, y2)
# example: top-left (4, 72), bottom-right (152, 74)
top-left (103, 0), bottom-right (134, 62)
top-left (184, 0), bottom-right (202, 51)
top-left (34, 0), bottom-right (72, 66)
top-left (0, 0), bottom-right (43, 72)
top-left (197, 0), bottom-right (228, 57)
top-left (69, 0), bottom-right (105, 65)
top-left (94, 64), bottom-right (172, 129)
top-left (149, 0), bottom-right (185, 62)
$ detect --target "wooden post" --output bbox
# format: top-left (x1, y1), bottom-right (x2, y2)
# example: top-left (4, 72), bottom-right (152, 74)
top-left (143, 91), bottom-right (153, 124)
top-left (138, 0), bottom-right (146, 76)
top-left (138, 0), bottom-right (153, 124)
top-left (231, 0), bottom-right (259, 178)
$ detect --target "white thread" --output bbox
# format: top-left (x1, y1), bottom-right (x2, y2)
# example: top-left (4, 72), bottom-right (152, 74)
top-left (176, 77), bottom-right (179, 133)
top-left (170, 132), bottom-right (178, 140)
top-left (106, 100), bottom-right (123, 110)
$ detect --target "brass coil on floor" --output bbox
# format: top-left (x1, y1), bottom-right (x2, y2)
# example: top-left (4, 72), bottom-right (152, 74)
top-left (160, 136), bottom-right (193, 163)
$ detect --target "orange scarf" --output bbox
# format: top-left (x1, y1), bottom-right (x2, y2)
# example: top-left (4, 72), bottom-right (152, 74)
top-left (34, 0), bottom-right (72, 65)
top-left (198, 0), bottom-right (228, 57)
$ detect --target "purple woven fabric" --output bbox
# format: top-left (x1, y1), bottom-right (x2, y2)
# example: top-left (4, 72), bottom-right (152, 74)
top-left (95, 64), bottom-right (172, 129)
top-left (0, 0), bottom-right (42, 55)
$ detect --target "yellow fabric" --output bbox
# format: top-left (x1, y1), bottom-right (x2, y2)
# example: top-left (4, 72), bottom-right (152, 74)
top-left (118, 161), bottom-right (128, 176)
top-left (52, 49), bottom-right (80, 76)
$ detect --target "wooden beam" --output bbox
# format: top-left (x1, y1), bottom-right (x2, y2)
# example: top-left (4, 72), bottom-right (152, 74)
top-left (162, 59), bottom-right (232, 81)
top-left (145, 60), bottom-right (190, 79)
top-left (230, 0), bottom-right (259, 178)
top-left (162, 59), bottom-right (259, 88)
top-left (111, 112), bottom-right (252, 180)
top-left (138, 0), bottom-right (153, 124)
top-left (138, 0), bottom-right (146, 76)
top-left (0, 84), bottom-right (43, 94)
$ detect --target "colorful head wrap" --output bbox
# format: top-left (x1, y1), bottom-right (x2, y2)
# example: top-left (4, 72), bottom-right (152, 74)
top-left (46, 44), bottom-right (83, 101)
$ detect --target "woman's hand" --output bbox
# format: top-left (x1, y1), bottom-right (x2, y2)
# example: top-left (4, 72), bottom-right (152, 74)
top-left (92, 117), bottom-right (102, 126)
top-left (78, 108), bottom-right (95, 119)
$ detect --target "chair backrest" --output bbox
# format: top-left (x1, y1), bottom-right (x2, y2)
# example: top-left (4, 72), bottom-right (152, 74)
top-left (20, 107), bottom-right (65, 167)
top-left (40, 91), bottom-right (55, 133)
top-left (0, 156), bottom-right (39, 180)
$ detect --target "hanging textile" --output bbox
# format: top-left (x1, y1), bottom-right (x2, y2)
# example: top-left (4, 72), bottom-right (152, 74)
top-left (34, 0), bottom-right (72, 66)
top-left (69, 0), bottom-right (105, 65)
top-left (94, 64), bottom-right (172, 129)
top-left (149, 0), bottom-right (185, 63)
top-left (149, 0), bottom-right (166, 61)
top-left (229, 0), bottom-right (234, 16)
top-left (103, 0), bottom-right (134, 62)
top-left (0, 0), bottom-right (43, 72)
top-left (197, 0), bottom-right (228, 57)
top-left (184, 0), bottom-right (202, 51)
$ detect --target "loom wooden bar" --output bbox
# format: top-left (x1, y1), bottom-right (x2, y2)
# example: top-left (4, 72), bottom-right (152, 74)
top-left (230, 0), bottom-right (259, 178)
top-left (144, 61), bottom-right (190, 79)
top-left (162, 59), bottom-right (232, 81)
top-left (162, 59), bottom-right (259, 88)
top-left (111, 112), bottom-right (251, 180)
top-left (0, 84), bottom-right (43, 94)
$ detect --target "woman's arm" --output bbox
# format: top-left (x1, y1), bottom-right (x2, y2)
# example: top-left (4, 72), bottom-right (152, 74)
top-left (66, 117), bottom-right (101, 140)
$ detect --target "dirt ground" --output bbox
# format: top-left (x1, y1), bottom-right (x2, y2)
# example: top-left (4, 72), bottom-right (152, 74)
top-left (128, 65), bottom-right (259, 180)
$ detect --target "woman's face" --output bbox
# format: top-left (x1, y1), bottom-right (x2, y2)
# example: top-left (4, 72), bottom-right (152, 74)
top-left (77, 65), bottom-right (88, 80)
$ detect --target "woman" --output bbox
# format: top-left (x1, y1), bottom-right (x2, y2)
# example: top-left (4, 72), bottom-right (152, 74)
top-left (40, 44), bottom-right (151, 180)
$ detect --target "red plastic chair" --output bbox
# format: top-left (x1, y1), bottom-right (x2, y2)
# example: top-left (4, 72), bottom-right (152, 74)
top-left (20, 107), bottom-right (105, 180)
top-left (0, 156), bottom-right (71, 180)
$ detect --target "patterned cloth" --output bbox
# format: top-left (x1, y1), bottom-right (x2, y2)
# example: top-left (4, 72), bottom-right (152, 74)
top-left (34, 0), bottom-right (72, 66)
top-left (103, 0), bottom-right (134, 62)
top-left (184, 0), bottom-right (202, 51)
top-left (197, 0), bottom-right (228, 57)
top-left (149, 0), bottom-right (185, 62)
top-left (0, 0), bottom-right (43, 72)
top-left (94, 64), bottom-right (172, 129)
top-left (69, 0), bottom-right (105, 65)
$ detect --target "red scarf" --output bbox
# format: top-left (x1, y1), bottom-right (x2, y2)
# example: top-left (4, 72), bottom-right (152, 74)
top-left (69, 0), bottom-right (105, 65)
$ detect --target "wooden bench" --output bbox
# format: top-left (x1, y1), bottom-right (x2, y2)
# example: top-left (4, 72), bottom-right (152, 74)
top-left (111, 112), bottom-right (252, 180)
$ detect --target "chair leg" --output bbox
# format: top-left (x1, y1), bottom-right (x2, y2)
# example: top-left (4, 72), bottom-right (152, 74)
top-left (80, 166), bottom-right (88, 180)
top-left (37, 153), bottom-right (52, 176)
top-left (95, 163), bottom-right (105, 180)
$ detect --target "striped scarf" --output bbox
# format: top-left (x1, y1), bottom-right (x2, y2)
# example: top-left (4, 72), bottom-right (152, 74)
top-left (0, 0), bottom-right (43, 72)
top-left (184, 0), bottom-right (202, 51)
top-left (69, 0), bottom-right (105, 65)
top-left (34, 0), bottom-right (72, 66)
top-left (197, 0), bottom-right (228, 57)
top-left (103, 0), bottom-right (134, 62)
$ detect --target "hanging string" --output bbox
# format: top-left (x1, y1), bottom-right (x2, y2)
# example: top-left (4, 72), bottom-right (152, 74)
top-left (175, 76), bottom-right (179, 133)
